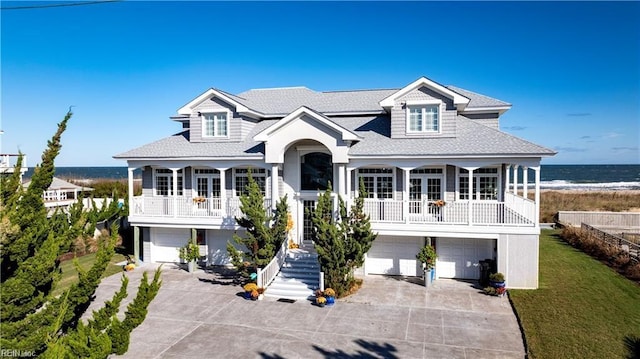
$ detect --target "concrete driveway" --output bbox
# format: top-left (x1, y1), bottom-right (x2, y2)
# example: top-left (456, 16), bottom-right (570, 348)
top-left (89, 264), bottom-right (525, 358)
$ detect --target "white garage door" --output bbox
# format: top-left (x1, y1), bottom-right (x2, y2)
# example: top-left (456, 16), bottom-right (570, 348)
top-left (150, 228), bottom-right (190, 263)
top-left (366, 236), bottom-right (422, 276)
top-left (436, 238), bottom-right (494, 279)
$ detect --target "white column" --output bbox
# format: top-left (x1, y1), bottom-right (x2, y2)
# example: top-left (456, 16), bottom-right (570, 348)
top-left (513, 165), bottom-right (519, 196)
top-left (219, 168), bottom-right (227, 216)
top-left (346, 167), bottom-right (352, 197)
top-left (128, 167), bottom-right (135, 215)
top-left (271, 164), bottom-right (279, 210)
top-left (534, 166), bottom-right (541, 226)
top-left (468, 168), bottom-right (474, 225)
top-left (172, 168), bottom-right (178, 217)
top-left (523, 166), bottom-right (529, 198)
top-left (403, 168), bottom-right (410, 224)
top-left (505, 165), bottom-right (511, 194)
top-left (337, 164), bottom-right (346, 197)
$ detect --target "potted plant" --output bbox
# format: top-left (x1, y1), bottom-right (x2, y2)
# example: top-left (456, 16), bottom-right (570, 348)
top-left (316, 296), bottom-right (327, 307)
top-left (489, 272), bottom-right (506, 289)
top-left (243, 282), bottom-right (258, 300)
top-left (416, 245), bottom-right (437, 287)
top-left (324, 288), bottom-right (336, 306)
top-left (178, 240), bottom-right (200, 273)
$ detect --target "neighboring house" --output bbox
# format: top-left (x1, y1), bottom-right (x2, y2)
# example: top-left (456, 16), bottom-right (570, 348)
top-left (23, 176), bottom-right (94, 214)
top-left (115, 76), bottom-right (555, 289)
top-left (0, 153), bottom-right (28, 181)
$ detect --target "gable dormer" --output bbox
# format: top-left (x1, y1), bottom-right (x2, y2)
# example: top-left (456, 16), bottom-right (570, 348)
top-left (379, 77), bottom-right (470, 139)
top-left (177, 89), bottom-right (262, 143)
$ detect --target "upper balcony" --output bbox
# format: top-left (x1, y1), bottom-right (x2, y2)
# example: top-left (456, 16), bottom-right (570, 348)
top-left (130, 192), bottom-right (534, 227)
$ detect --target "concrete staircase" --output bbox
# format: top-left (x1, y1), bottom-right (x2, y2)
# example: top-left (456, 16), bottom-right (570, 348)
top-left (263, 242), bottom-right (320, 301)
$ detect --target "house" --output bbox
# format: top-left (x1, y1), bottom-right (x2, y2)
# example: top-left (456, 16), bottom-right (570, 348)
top-left (115, 76), bottom-right (555, 289)
top-left (0, 153), bottom-right (28, 181)
top-left (22, 176), bottom-right (94, 215)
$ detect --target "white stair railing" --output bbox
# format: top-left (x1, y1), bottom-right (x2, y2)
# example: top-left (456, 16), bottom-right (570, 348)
top-left (256, 237), bottom-right (288, 289)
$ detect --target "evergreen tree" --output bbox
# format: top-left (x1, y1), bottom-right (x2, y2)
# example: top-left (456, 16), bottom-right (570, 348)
top-left (0, 111), bottom-right (162, 357)
top-left (227, 170), bottom-right (289, 273)
top-left (311, 183), bottom-right (350, 295)
top-left (311, 180), bottom-right (377, 297)
top-left (344, 178), bottom-right (377, 269)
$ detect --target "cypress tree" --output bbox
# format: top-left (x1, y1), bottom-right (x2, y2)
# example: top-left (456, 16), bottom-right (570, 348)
top-left (0, 111), bottom-right (162, 357)
top-left (227, 170), bottom-right (289, 272)
top-left (311, 180), bottom-right (377, 296)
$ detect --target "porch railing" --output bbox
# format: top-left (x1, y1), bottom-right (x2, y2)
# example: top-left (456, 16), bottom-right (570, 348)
top-left (256, 237), bottom-right (288, 289)
top-left (131, 196), bottom-right (271, 219)
top-left (362, 198), bottom-right (535, 226)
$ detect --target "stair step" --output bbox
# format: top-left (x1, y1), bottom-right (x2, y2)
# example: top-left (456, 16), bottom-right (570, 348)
top-left (270, 278), bottom-right (318, 288)
top-left (276, 268), bottom-right (320, 280)
top-left (282, 262), bottom-right (319, 269)
top-left (264, 287), bottom-right (315, 301)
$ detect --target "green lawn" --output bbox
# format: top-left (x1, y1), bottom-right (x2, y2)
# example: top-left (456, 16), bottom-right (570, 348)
top-left (53, 252), bottom-right (127, 297)
top-left (510, 230), bottom-right (640, 358)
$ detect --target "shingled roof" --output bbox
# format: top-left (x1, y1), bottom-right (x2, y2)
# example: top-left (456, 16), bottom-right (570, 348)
top-left (115, 114), bottom-right (554, 160)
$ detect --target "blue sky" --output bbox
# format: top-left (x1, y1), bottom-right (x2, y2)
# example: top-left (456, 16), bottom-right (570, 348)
top-left (1, 1), bottom-right (639, 166)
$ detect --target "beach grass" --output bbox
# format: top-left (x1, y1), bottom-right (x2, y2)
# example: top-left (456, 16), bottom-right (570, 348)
top-left (509, 229), bottom-right (640, 358)
top-left (538, 191), bottom-right (640, 223)
top-left (53, 252), bottom-right (127, 297)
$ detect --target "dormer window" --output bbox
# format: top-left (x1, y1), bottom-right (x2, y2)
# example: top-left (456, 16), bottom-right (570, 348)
top-left (407, 103), bottom-right (439, 133)
top-left (202, 112), bottom-right (229, 137)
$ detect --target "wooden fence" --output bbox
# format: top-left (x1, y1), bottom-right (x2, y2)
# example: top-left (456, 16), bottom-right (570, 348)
top-left (558, 211), bottom-right (640, 229)
top-left (581, 223), bottom-right (640, 259)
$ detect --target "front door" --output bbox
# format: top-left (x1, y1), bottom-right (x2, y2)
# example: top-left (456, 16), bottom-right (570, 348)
top-left (301, 199), bottom-right (316, 242)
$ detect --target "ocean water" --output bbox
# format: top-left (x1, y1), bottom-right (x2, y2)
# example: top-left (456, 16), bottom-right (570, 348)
top-left (23, 164), bottom-right (640, 191)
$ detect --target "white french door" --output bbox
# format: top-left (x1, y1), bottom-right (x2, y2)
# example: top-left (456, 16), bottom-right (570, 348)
top-left (409, 175), bottom-right (442, 215)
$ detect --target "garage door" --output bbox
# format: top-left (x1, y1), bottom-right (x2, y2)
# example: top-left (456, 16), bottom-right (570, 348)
top-left (366, 236), bottom-right (422, 276)
top-left (150, 228), bottom-right (190, 263)
top-left (436, 238), bottom-right (494, 279)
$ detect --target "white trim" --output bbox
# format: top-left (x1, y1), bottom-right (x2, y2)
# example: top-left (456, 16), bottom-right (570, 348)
top-left (253, 106), bottom-right (360, 142)
top-left (379, 77), bottom-right (470, 110)
top-left (461, 106), bottom-right (511, 115)
top-left (200, 110), bottom-right (231, 138)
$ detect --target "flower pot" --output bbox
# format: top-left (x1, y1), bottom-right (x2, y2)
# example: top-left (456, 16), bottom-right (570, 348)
top-left (490, 280), bottom-right (505, 288)
top-left (326, 296), bottom-right (335, 306)
top-left (424, 269), bottom-right (433, 288)
top-left (187, 260), bottom-right (196, 273)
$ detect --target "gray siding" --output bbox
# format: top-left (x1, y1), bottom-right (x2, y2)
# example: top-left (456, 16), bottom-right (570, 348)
top-left (391, 86), bottom-right (457, 138)
top-left (142, 166), bottom-right (153, 196)
top-left (395, 169), bottom-right (403, 200)
top-left (142, 227), bottom-right (151, 262)
top-left (463, 112), bottom-right (500, 129)
top-left (190, 97), bottom-right (256, 143)
top-left (184, 166), bottom-right (193, 190)
top-left (445, 165), bottom-right (456, 201)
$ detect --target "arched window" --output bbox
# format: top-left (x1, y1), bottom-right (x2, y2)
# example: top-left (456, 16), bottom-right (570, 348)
top-left (301, 152), bottom-right (333, 191)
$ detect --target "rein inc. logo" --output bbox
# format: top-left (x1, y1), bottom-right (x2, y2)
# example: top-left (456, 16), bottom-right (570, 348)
top-left (0, 349), bottom-right (35, 357)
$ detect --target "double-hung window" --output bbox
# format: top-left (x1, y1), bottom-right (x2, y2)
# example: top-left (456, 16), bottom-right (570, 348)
top-left (407, 104), bottom-right (439, 133)
top-left (357, 168), bottom-right (394, 199)
top-left (202, 112), bottom-right (228, 137)
top-left (155, 168), bottom-right (183, 196)
top-left (458, 168), bottom-right (498, 200)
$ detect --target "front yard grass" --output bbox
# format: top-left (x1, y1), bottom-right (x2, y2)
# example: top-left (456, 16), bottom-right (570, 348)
top-left (510, 229), bottom-right (640, 358)
top-left (53, 252), bottom-right (127, 297)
